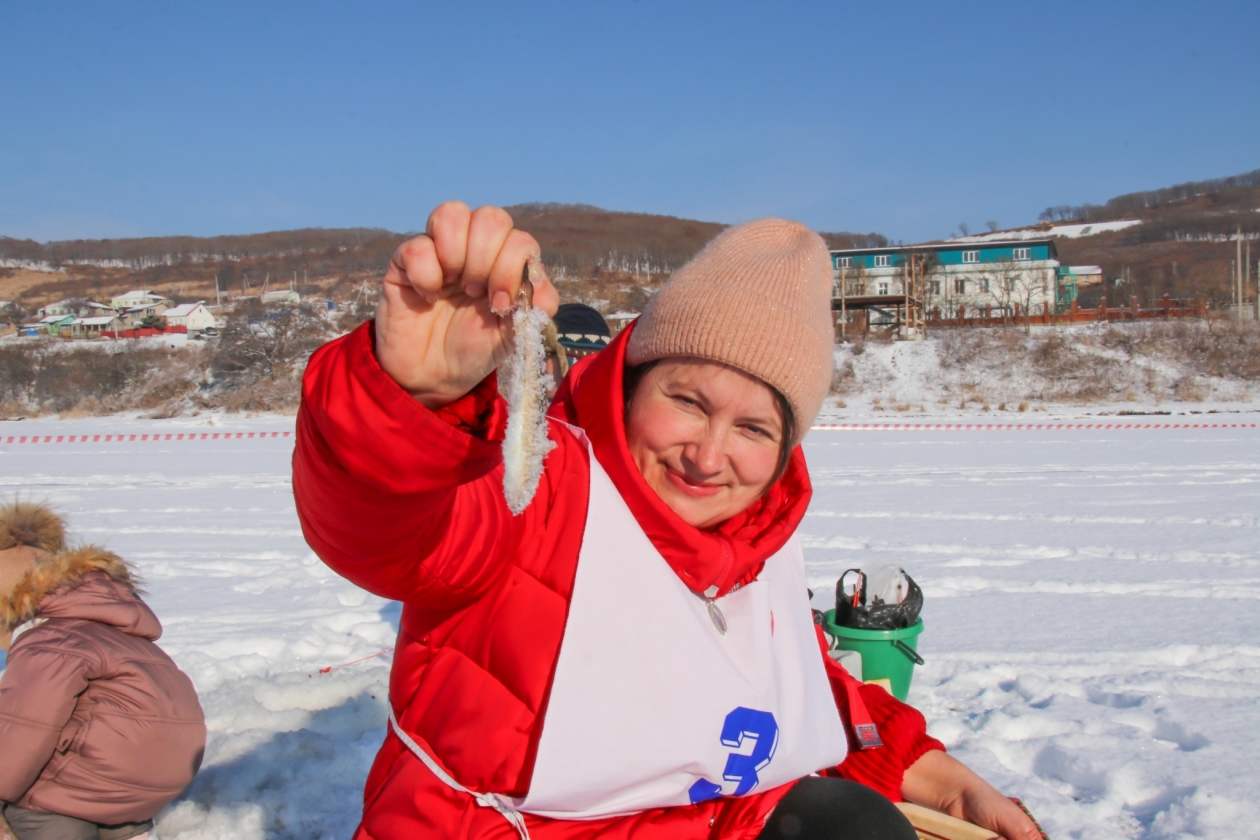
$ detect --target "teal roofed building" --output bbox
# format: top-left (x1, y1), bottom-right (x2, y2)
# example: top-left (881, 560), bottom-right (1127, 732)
top-left (38, 314), bottom-right (75, 335)
top-left (831, 238), bottom-right (1062, 319)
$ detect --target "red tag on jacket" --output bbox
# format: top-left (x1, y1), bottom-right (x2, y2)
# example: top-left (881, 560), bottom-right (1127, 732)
top-left (843, 675), bottom-right (883, 749)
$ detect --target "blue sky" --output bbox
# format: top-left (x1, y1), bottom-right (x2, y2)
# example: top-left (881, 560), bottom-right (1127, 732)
top-left (2, 1), bottom-right (1257, 244)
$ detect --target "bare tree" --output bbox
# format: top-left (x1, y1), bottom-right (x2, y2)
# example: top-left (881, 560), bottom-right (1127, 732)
top-left (0, 302), bottom-right (30, 324)
top-left (212, 300), bottom-right (328, 384)
top-left (985, 221), bottom-right (999, 233)
top-left (981, 258), bottom-right (1054, 334)
top-left (915, 252), bottom-right (946, 315)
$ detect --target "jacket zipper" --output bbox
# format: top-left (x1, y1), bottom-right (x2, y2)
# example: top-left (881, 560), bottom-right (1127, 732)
top-left (697, 581), bottom-right (742, 635)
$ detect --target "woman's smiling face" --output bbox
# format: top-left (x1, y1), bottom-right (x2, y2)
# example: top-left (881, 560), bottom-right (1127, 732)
top-left (625, 358), bottom-right (785, 530)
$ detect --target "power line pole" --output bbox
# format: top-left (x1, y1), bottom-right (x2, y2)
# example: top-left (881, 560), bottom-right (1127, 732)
top-left (1231, 260), bottom-right (1237, 311)
top-left (1237, 228), bottom-right (1244, 320)
top-left (1248, 239), bottom-right (1254, 321)
top-left (839, 263), bottom-right (847, 341)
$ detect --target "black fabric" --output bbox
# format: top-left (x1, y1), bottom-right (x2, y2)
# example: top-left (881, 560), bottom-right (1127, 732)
top-left (756, 778), bottom-right (919, 840)
top-left (554, 303), bottom-right (611, 347)
top-left (832, 570), bottom-right (923, 630)
top-left (1, 804), bottom-right (152, 840)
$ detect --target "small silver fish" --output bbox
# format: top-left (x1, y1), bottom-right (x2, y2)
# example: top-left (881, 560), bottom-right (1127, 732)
top-left (501, 259), bottom-right (556, 515)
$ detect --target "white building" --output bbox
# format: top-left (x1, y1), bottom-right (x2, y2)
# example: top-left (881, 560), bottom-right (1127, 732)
top-left (69, 316), bottom-right (125, 339)
top-left (162, 302), bottom-right (218, 332)
top-left (38, 300), bottom-right (118, 318)
top-left (111, 290), bottom-right (173, 309)
top-left (38, 300), bottom-right (80, 318)
top-left (80, 301), bottom-right (119, 317)
top-left (831, 238), bottom-right (1063, 318)
top-left (122, 303), bottom-right (170, 325)
top-left (261, 290), bottom-right (301, 305)
top-left (39, 314), bottom-right (75, 335)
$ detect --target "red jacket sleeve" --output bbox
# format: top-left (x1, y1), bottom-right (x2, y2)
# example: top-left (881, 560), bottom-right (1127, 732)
top-left (816, 630), bottom-right (945, 801)
top-left (293, 322), bottom-right (527, 606)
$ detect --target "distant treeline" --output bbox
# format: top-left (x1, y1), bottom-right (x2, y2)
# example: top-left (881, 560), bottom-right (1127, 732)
top-left (819, 231), bottom-right (890, 250)
top-left (1039, 168), bottom-right (1260, 228)
top-left (0, 228), bottom-right (408, 272)
top-left (1, 203), bottom-right (889, 281)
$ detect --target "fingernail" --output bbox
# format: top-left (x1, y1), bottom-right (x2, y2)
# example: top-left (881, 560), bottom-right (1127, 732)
top-left (492, 291), bottom-right (511, 313)
top-left (425, 291), bottom-right (438, 304)
top-left (464, 283), bottom-right (485, 298)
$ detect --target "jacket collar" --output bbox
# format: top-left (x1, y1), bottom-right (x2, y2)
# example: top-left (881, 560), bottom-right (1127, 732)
top-left (2, 544), bottom-right (157, 639)
top-left (550, 323), bottom-right (812, 598)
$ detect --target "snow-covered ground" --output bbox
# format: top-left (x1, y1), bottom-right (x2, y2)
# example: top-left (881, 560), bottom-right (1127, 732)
top-left (1, 415), bottom-right (1257, 840)
top-left (803, 425), bottom-right (1260, 839)
top-left (822, 328), bottom-right (1259, 421)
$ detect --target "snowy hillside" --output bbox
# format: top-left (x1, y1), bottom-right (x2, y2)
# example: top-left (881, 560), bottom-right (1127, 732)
top-left (948, 221), bottom-right (1144, 243)
top-left (1, 414), bottom-right (1257, 840)
top-left (823, 323), bottom-right (1259, 420)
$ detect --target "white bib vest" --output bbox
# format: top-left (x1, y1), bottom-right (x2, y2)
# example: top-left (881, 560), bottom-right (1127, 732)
top-left (391, 424), bottom-right (849, 835)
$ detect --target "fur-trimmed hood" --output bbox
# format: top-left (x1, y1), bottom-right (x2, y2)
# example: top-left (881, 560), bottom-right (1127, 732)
top-left (1, 540), bottom-right (152, 639)
top-left (0, 500), bottom-right (66, 552)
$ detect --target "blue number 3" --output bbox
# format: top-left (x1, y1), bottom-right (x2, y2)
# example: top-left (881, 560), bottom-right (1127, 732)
top-left (688, 706), bottom-right (780, 804)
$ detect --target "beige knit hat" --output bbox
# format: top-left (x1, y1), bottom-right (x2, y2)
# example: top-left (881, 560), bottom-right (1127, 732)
top-left (627, 218), bottom-right (835, 443)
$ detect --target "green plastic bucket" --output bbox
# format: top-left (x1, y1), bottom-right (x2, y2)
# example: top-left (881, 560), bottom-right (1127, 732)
top-left (822, 611), bottom-right (924, 702)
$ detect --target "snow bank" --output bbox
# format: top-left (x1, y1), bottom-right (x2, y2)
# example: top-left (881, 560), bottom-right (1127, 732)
top-left (1, 416), bottom-right (1256, 839)
top-left (824, 323), bottom-right (1258, 420)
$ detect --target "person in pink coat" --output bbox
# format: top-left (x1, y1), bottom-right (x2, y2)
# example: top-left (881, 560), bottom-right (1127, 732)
top-left (293, 202), bottom-right (1039, 840)
top-left (0, 502), bottom-right (206, 840)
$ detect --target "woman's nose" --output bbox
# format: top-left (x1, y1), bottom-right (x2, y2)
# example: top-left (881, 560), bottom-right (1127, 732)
top-left (686, 432), bottom-right (725, 476)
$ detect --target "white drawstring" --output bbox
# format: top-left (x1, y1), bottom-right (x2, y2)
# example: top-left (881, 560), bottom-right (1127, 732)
top-left (388, 709), bottom-right (530, 840)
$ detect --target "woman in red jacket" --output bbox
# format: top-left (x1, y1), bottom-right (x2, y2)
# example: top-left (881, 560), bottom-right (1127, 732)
top-left (293, 202), bottom-right (1038, 840)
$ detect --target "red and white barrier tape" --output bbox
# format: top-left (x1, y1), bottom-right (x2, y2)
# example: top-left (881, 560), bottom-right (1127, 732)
top-left (810, 422), bottom-right (1258, 431)
top-left (1, 431), bottom-right (292, 444)
top-left (3, 423), bottom-right (1255, 444)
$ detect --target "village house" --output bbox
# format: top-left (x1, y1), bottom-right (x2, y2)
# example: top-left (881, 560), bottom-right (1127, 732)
top-left (79, 301), bottom-right (120, 317)
top-left (37, 300), bottom-right (80, 318)
top-left (162, 301), bottom-right (217, 333)
top-left (260, 289), bottom-right (301, 306)
top-left (110, 290), bottom-right (174, 310)
top-left (39, 314), bottom-right (75, 335)
top-left (68, 315), bottom-right (126, 339)
top-left (38, 300), bottom-right (119, 319)
top-left (121, 300), bottom-right (171, 325)
top-left (1054, 265), bottom-right (1104, 307)
top-left (831, 239), bottom-right (1062, 318)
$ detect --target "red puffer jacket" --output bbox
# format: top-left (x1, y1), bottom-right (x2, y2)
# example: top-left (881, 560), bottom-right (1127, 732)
top-left (293, 321), bottom-right (943, 840)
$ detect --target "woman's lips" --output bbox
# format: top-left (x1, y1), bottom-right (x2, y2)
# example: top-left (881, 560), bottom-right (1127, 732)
top-left (664, 468), bottom-right (723, 498)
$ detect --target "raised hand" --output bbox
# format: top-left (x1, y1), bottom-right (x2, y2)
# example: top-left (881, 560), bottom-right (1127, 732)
top-left (374, 201), bottom-right (559, 408)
